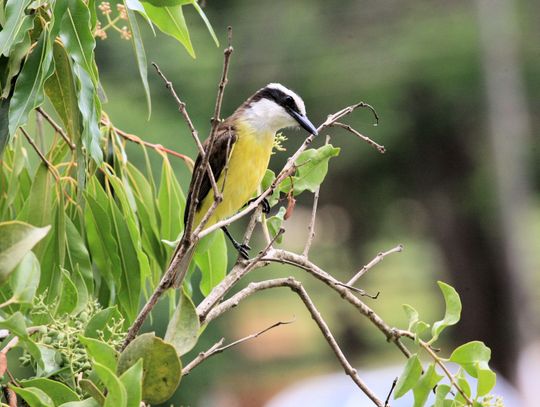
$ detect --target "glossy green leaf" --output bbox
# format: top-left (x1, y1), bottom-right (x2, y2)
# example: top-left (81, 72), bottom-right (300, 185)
top-left (260, 169), bottom-right (280, 207)
top-left (93, 362), bottom-right (127, 407)
top-left (117, 333), bottom-right (182, 404)
top-left (118, 359), bottom-right (143, 407)
top-left (164, 290), bottom-right (200, 355)
top-left (17, 163), bottom-right (55, 231)
top-left (37, 346), bottom-right (62, 377)
top-left (0, 220), bottom-right (50, 284)
top-left (80, 336), bottom-right (119, 370)
top-left (430, 281), bottom-right (461, 344)
top-left (10, 385), bottom-right (54, 407)
top-left (9, 251), bottom-right (40, 303)
top-left (0, 0), bottom-right (33, 57)
top-left (56, 269), bottom-right (78, 315)
top-left (65, 217), bottom-right (93, 294)
top-left (195, 229), bottom-right (227, 296)
top-left (0, 312), bottom-right (42, 367)
top-left (142, 3), bottom-right (195, 58)
top-left (8, 28), bottom-right (53, 136)
top-left (280, 145), bottom-right (340, 195)
top-left (44, 40), bottom-right (81, 144)
top-left (394, 354), bottom-right (423, 399)
top-left (124, 1), bottom-right (151, 118)
top-left (21, 378), bottom-right (79, 405)
top-left (412, 363), bottom-right (443, 407)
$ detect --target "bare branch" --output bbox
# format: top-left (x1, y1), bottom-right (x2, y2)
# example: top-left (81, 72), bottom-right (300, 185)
top-left (20, 128), bottom-right (58, 180)
top-left (332, 121), bottom-right (385, 153)
top-left (36, 107), bottom-right (75, 150)
top-left (347, 244), bottom-right (404, 286)
top-left (384, 378), bottom-right (398, 407)
top-left (203, 277), bottom-right (385, 407)
top-left (182, 319), bottom-right (293, 376)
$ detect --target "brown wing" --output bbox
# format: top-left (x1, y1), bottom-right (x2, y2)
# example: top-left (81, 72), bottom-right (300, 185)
top-left (183, 123), bottom-right (237, 225)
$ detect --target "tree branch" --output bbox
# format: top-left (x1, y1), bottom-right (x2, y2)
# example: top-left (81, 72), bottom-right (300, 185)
top-left (347, 244), bottom-right (403, 286)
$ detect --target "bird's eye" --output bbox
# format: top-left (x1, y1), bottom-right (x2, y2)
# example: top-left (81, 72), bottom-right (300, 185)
top-left (284, 95), bottom-right (295, 108)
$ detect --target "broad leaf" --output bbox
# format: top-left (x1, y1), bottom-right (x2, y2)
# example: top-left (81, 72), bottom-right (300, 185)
top-left (0, 220), bottom-right (50, 284)
top-left (449, 341), bottom-right (496, 397)
top-left (10, 386), bottom-right (54, 407)
top-left (0, 312), bottom-right (42, 367)
top-left (59, 399), bottom-right (100, 407)
top-left (430, 281), bottom-right (461, 344)
top-left (9, 251), bottom-right (40, 303)
top-left (117, 333), bottom-right (182, 404)
top-left (164, 290), bottom-right (200, 355)
top-left (84, 306), bottom-right (123, 341)
top-left (21, 378), bottom-right (79, 405)
top-left (434, 384), bottom-right (451, 407)
top-left (158, 157), bottom-right (185, 243)
top-left (267, 206), bottom-right (286, 243)
top-left (56, 269), bottom-right (78, 315)
top-left (142, 3), bottom-right (195, 58)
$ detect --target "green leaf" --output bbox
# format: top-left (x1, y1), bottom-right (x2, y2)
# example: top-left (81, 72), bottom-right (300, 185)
top-left (0, 95), bottom-right (10, 154)
top-left (17, 164), bottom-right (55, 230)
top-left (430, 281), bottom-right (461, 344)
top-left (21, 378), bottom-right (79, 405)
top-left (36, 346), bottom-right (62, 377)
top-left (84, 306), bottom-right (123, 341)
top-left (44, 40), bottom-right (81, 145)
top-left (143, 0), bottom-right (192, 6)
top-left (93, 362), bottom-right (127, 407)
top-left (9, 251), bottom-right (40, 303)
top-left (455, 369), bottom-right (472, 402)
top-left (0, 312), bottom-right (42, 367)
top-left (402, 304), bottom-right (419, 331)
top-left (142, 3), bottom-right (195, 58)
top-left (0, 0), bottom-right (34, 57)
top-left (434, 384), bottom-right (451, 407)
top-left (60, 399), bottom-right (101, 407)
top-left (412, 363), bottom-right (443, 407)
top-left (8, 28), bottom-right (53, 136)
top-left (10, 385), bottom-right (54, 407)
top-left (260, 169), bottom-right (280, 207)
top-left (118, 359), bottom-right (143, 407)
top-left (195, 229), bottom-right (227, 296)
top-left (449, 341), bottom-right (496, 396)
top-left (192, 1), bottom-right (219, 47)
top-left (79, 379), bottom-right (105, 405)
top-left (117, 333), bottom-right (182, 404)
top-left (267, 206), bottom-right (286, 243)
top-left (56, 269), bottom-right (78, 315)
top-left (80, 336), bottom-right (119, 370)
top-left (0, 220), bottom-right (50, 284)
top-left (280, 144), bottom-right (340, 195)
top-left (158, 157), bottom-right (185, 243)
top-left (65, 217), bottom-right (93, 295)
top-left (124, 1), bottom-right (151, 118)
top-left (394, 354), bottom-right (423, 399)
top-left (164, 290), bottom-right (200, 355)
top-left (1, 29), bottom-right (31, 99)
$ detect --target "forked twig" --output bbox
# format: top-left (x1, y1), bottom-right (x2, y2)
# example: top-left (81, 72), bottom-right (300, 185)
top-left (347, 244), bottom-right (404, 286)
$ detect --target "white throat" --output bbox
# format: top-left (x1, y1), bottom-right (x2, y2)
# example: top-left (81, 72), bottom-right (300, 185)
top-left (241, 99), bottom-right (297, 134)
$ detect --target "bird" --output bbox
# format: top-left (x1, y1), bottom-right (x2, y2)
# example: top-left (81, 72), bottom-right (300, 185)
top-left (171, 83), bottom-right (318, 288)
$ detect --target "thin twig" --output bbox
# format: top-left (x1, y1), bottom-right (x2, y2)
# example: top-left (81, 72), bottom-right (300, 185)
top-left (384, 378), bottom-right (398, 407)
top-left (347, 244), bottom-right (404, 286)
top-left (332, 121), bottom-right (386, 153)
top-left (36, 107), bottom-right (75, 150)
top-left (182, 319), bottom-right (293, 376)
top-left (203, 277), bottom-right (385, 407)
top-left (20, 128), bottom-right (58, 179)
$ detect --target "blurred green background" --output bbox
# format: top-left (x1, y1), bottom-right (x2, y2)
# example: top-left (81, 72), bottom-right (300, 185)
top-left (95, 0), bottom-right (539, 405)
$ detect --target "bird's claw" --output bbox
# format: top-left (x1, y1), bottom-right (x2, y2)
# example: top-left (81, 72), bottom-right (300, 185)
top-left (248, 197), bottom-right (271, 214)
top-left (234, 242), bottom-right (250, 259)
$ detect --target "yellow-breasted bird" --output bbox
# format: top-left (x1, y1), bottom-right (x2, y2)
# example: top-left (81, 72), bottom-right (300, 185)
top-left (171, 83), bottom-right (318, 287)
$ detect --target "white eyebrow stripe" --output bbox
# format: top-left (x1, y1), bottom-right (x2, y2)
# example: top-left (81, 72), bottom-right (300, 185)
top-left (266, 83), bottom-right (306, 116)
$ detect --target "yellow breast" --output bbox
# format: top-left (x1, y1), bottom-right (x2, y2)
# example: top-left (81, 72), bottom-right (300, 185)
top-left (194, 120), bottom-right (274, 228)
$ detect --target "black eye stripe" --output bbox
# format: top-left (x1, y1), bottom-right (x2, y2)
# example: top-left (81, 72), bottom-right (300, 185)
top-left (251, 87), bottom-right (300, 113)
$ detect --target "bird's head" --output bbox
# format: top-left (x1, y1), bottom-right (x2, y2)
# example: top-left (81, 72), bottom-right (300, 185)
top-left (239, 83), bottom-right (318, 135)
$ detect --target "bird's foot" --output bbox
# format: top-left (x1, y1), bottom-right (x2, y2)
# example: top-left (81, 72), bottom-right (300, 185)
top-left (248, 196), bottom-right (271, 214)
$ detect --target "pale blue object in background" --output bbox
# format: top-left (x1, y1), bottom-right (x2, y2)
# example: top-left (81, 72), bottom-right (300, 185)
top-left (266, 365), bottom-right (522, 407)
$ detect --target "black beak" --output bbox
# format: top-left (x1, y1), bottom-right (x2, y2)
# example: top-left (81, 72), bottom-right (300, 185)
top-left (288, 109), bottom-right (318, 135)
